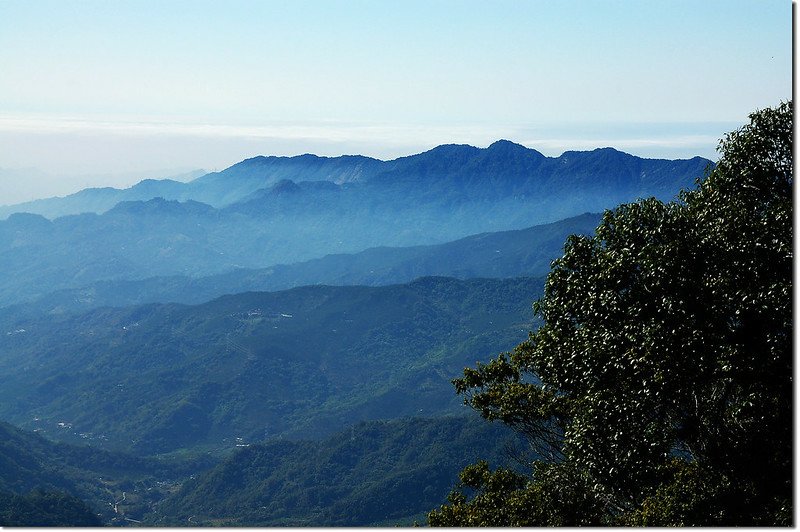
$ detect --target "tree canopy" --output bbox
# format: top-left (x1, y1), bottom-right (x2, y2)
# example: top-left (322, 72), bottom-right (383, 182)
top-left (428, 101), bottom-right (793, 527)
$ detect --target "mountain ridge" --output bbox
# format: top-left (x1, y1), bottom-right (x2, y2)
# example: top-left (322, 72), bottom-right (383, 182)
top-left (0, 141), bottom-right (711, 220)
top-left (0, 142), bottom-right (708, 308)
top-left (0, 213), bottom-right (599, 315)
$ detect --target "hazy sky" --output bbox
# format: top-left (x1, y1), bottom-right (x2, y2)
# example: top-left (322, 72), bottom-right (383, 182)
top-left (0, 0), bottom-right (791, 204)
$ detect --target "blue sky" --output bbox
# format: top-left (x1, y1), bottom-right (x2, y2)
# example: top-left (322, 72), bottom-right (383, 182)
top-left (0, 0), bottom-right (791, 203)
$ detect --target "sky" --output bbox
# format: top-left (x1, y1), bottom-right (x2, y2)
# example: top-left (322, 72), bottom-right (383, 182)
top-left (0, 0), bottom-right (792, 204)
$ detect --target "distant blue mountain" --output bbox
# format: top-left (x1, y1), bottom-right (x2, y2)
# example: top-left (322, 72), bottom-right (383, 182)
top-left (0, 213), bottom-right (601, 315)
top-left (0, 141), bottom-right (710, 220)
top-left (0, 141), bottom-right (710, 307)
top-left (0, 179), bottom-right (189, 220)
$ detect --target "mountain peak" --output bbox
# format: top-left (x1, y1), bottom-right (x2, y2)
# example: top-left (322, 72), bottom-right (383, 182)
top-left (592, 146), bottom-right (624, 154)
top-left (107, 197), bottom-right (214, 216)
top-left (5, 211), bottom-right (52, 229)
top-left (487, 139), bottom-right (523, 150)
top-left (424, 143), bottom-right (481, 156)
top-left (486, 139), bottom-right (544, 158)
top-left (270, 179), bottom-right (302, 195)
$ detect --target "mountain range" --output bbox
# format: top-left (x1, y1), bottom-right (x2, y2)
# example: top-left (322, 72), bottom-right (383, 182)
top-left (0, 139), bottom-right (714, 526)
top-left (0, 141), bottom-right (709, 308)
top-left (0, 212), bottom-right (600, 318)
top-left (0, 141), bottom-right (710, 220)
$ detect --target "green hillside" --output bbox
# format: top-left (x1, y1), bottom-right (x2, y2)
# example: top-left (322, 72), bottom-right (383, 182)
top-left (0, 490), bottom-right (101, 527)
top-left (0, 414), bottom-right (526, 526)
top-left (0, 276), bottom-right (543, 455)
top-left (0, 420), bottom-right (213, 525)
top-left (153, 415), bottom-right (530, 527)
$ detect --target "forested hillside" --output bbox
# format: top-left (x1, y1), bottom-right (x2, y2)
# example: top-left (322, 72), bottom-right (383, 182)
top-left (0, 127), bottom-right (770, 526)
top-left (153, 416), bottom-right (528, 527)
top-left (0, 421), bottom-right (214, 525)
top-left (1, 0), bottom-right (786, 526)
top-left (0, 277), bottom-right (542, 455)
top-left (0, 414), bottom-right (528, 526)
top-left (0, 490), bottom-right (101, 527)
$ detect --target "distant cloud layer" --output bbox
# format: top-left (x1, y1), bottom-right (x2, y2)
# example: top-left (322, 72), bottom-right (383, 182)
top-left (0, 115), bottom-right (729, 158)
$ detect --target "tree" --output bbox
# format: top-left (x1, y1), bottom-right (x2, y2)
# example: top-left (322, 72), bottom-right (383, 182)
top-left (428, 101), bottom-right (792, 526)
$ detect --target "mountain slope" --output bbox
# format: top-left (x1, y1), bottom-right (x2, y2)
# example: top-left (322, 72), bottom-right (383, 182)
top-left (0, 142), bottom-right (710, 221)
top-left (0, 420), bottom-right (211, 524)
top-left (0, 490), bottom-right (101, 527)
top-left (372, 141), bottom-right (705, 199)
top-left (185, 153), bottom-right (383, 207)
top-left (0, 170), bottom-right (206, 220)
top-left (154, 416), bottom-right (528, 527)
top-left (0, 415), bottom-right (529, 526)
top-left (2, 212), bottom-right (600, 315)
top-left (0, 143), bottom-right (706, 307)
top-left (0, 276), bottom-right (543, 455)
top-left (0, 151), bottom-right (385, 220)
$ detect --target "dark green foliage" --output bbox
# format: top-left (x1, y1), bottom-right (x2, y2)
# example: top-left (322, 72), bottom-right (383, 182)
top-left (0, 489), bottom-right (101, 527)
top-left (429, 102), bottom-right (792, 526)
top-left (428, 460), bottom-right (606, 527)
top-left (153, 416), bottom-right (526, 526)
